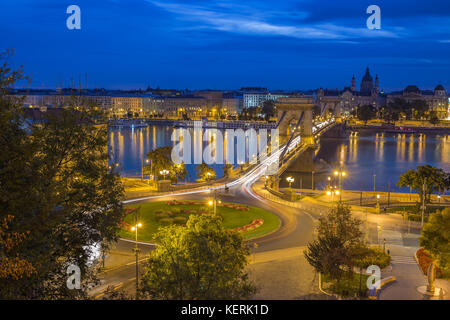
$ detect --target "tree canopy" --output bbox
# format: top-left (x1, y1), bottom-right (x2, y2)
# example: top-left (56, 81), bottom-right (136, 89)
top-left (140, 214), bottom-right (256, 299)
top-left (0, 50), bottom-right (124, 299)
top-left (419, 207), bottom-right (450, 277)
top-left (397, 165), bottom-right (449, 205)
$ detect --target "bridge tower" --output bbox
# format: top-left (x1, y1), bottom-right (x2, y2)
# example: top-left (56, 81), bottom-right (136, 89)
top-left (276, 97), bottom-right (314, 146)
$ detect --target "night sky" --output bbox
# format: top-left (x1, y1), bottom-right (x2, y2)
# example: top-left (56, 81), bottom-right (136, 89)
top-left (1, 0), bottom-right (450, 91)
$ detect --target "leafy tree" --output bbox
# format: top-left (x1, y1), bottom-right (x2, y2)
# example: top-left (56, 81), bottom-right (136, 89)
top-left (411, 100), bottom-right (429, 120)
top-left (419, 208), bottom-right (450, 277)
top-left (429, 110), bottom-right (439, 125)
top-left (145, 146), bottom-right (173, 180)
top-left (305, 204), bottom-right (367, 284)
top-left (140, 214), bottom-right (256, 299)
top-left (173, 162), bottom-right (188, 183)
top-left (0, 50), bottom-right (124, 299)
top-left (261, 100), bottom-right (276, 121)
top-left (197, 163), bottom-right (216, 182)
top-left (0, 216), bottom-right (36, 281)
top-left (355, 105), bottom-right (377, 124)
top-left (223, 163), bottom-right (233, 178)
top-left (304, 235), bottom-right (353, 283)
top-left (317, 204), bottom-right (363, 247)
top-left (397, 165), bottom-right (449, 205)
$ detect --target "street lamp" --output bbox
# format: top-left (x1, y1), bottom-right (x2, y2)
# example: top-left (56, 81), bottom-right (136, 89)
top-left (131, 221), bottom-right (143, 299)
top-left (286, 176), bottom-right (294, 189)
top-left (376, 194), bottom-right (381, 213)
top-left (208, 191), bottom-right (220, 215)
top-left (333, 169), bottom-right (347, 202)
top-left (141, 158), bottom-right (149, 180)
top-left (160, 169), bottom-right (169, 180)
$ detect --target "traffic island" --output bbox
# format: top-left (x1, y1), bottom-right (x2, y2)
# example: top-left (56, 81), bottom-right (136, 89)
top-left (119, 201), bottom-right (281, 241)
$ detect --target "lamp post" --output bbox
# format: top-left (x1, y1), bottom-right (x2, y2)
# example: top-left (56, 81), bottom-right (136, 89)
top-left (286, 176), bottom-right (294, 189)
top-left (160, 169), bottom-right (169, 180)
top-left (333, 169), bottom-right (347, 202)
top-left (311, 171), bottom-right (315, 190)
top-left (376, 194), bottom-right (380, 213)
top-left (131, 220), bottom-right (143, 299)
top-left (208, 191), bottom-right (221, 215)
top-left (141, 158), bottom-right (149, 180)
top-left (373, 173), bottom-right (376, 194)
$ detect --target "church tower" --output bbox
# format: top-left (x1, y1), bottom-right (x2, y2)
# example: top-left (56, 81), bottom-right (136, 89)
top-left (375, 74), bottom-right (379, 92)
top-left (351, 74), bottom-right (356, 91)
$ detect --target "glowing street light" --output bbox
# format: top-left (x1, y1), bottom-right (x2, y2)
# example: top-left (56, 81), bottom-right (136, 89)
top-left (286, 176), bottom-right (294, 189)
top-left (160, 169), bottom-right (169, 180)
top-left (333, 169), bottom-right (347, 202)
top-left (131, 220), bottom-right (143, 299)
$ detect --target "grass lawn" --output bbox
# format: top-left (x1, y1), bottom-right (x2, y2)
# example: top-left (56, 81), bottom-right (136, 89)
top-left (119, 201), bottom-right (280, 241)
top-left (323, 272), bottom-right (370, 298)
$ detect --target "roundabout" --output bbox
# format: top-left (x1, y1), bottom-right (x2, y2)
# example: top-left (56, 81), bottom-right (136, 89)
top-left (119, 201), bottom-right (281, 241)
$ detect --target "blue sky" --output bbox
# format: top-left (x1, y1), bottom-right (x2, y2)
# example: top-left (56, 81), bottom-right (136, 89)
top-left (1, 0), bottom-right (450, 91)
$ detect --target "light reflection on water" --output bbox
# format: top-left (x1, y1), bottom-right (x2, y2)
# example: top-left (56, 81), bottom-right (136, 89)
top-left (108, 125), bottom-right (270, 182)
top-left (316, 131), bottom-right (450, 193)
top-left (108, 125), bottom-right (449, 192)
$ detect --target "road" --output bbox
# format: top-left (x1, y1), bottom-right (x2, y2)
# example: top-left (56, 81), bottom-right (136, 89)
top-left (91, 135), bottom-right (323, 299)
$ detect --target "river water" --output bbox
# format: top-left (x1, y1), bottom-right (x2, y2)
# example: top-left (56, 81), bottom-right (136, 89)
top-left (108, 125), bottom-right (449, 192)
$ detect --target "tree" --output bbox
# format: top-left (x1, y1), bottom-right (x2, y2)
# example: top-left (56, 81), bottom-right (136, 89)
top-left (222, 163), bottom-right (233, 178)
top-left (0, 50), bottom-right (124, 299)
top-left (197, 163), bottom-right (216, 182)
top-left (429, 110), bottom-right (439, 125)
top-left (355, 105), bottom-right (377, 124)
top-left (140, 214), bottom-right (256, 299)
top-left (0, 216), bottom-right (36, 281)
top-left (145, 146), bottom-right (173, 180)
top-left (261, 100), bottom-right (276, 121)
top-left (173, 162), bottom-right (188, 183)
top-left (411, 100), bottom-right (429, 120)
top-left (419, 208), bottom-right (450, 277)
top-left (305, 204), bottom-right (366, 284)
top-left (397, 165), bottom-right (449, 206)
top-left (304, 235), bottom-right (353, 283)
top-left (317, 204), bottom-right (363, 247)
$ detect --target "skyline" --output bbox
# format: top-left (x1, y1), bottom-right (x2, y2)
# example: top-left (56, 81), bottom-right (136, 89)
top-left (2, 0), bottom-right (450, 90)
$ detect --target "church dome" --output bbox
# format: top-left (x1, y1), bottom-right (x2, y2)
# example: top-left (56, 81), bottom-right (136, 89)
top-left (360, 67), bottom-right (374, 92)
top-left (435, 84), bottom-right (445, 91)
top-left (404, 85), bottom-right (421, 94)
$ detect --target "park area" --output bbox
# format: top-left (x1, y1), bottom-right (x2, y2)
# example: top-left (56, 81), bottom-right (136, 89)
top-left (119, 200), bottom-right (280, 241)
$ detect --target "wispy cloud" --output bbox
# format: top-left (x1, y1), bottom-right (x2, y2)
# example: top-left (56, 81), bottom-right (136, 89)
top-left (146, 1), bottom-right (400, 40)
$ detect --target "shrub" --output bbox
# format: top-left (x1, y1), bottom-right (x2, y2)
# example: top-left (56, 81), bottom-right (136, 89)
top-left (416, 248), bottom-right (443, 278)
top-left (173, 217), bottom-right (188, 224)
top-left (155, 212), bottom-right (169, 221)
top-left (159, 218), bottom-right (174, 225)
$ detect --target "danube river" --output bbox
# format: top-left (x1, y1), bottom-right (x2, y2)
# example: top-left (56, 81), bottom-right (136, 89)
top-left (108, 125), bottom-right (449, 192)
top-left (315, 131), bottom-right (450, 193)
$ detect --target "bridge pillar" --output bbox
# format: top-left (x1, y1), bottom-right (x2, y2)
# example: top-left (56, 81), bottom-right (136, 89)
top-left (276, 97), bottom-right (314, 146)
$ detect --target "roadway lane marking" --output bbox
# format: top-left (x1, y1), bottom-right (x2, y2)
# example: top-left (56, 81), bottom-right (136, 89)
top-left (119, 238), bottom-right (157, 246)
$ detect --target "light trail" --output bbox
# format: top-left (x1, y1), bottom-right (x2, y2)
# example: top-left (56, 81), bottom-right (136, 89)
top-left (123, 119), bottom-right (335, 205)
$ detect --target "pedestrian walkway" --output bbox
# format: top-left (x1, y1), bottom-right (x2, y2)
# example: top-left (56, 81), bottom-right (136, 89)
top-left (390, 255), bottom-right (417, 265)
top-left (382, 229), bottom-right (404, 246)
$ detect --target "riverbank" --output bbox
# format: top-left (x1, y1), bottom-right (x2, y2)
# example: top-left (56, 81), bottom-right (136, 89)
top-left (347, 119), bottom-right (450, 133)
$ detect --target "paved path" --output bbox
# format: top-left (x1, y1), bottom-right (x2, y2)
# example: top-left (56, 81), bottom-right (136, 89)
top-left (375, 229), bottom-right (428, 300)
